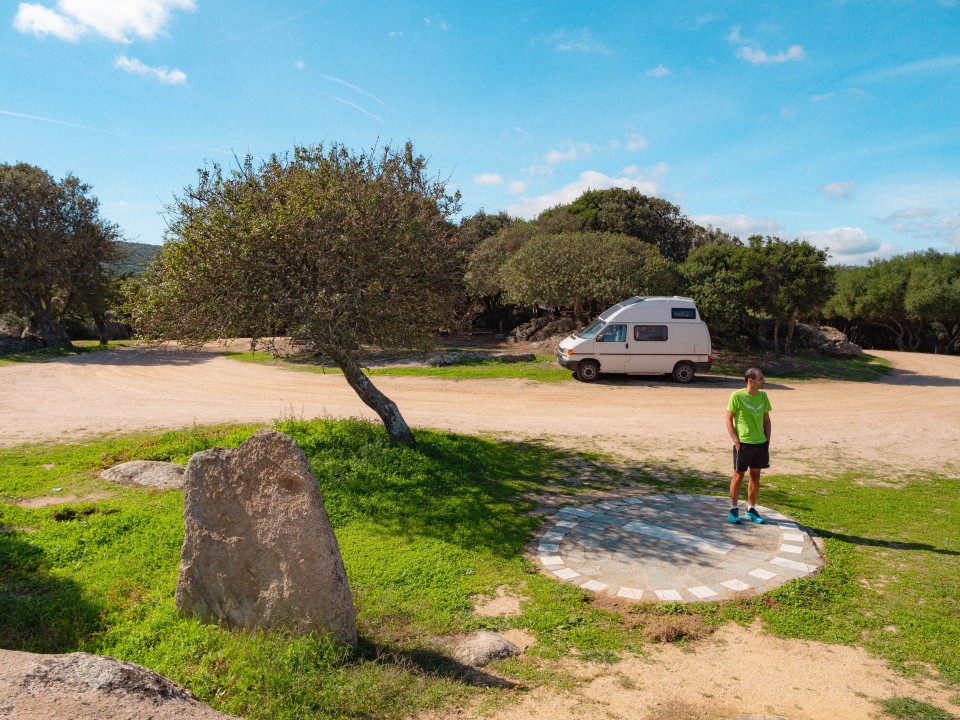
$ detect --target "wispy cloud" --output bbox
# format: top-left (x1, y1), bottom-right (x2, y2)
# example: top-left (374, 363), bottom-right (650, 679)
top-left (508, 168), bottom-right (662, 219)
top-left (332, 97), bottom-right (383, 123)
top-left (737, 44), bottom-right (804, 65)
top-left (625, 134), bottom-right (647, 151)
top-left (423, 16), bottom-right (448, 30)
top-left (646, 64), bottom-right (671, 78)
top-left (727, 24), bottom-right (804, 65)
top-left (509, 180), bottom-right (526, 194)
top-left (692, 214), bottom-right (784, 239)
top-left (544, 29), bottom-right (610, 54)
top-left (854, 55), bottom-right (960, 83)
top-left (528, 142), bottom-right (592, 175)
top-left (880, 206), bottom-right (960, 246)
top-left (14, 0), bottom-right (196, 43)
top-left (0, 108), bottom-right (90, 129)
top-left (115, 54), bottom-right (186, 84)
top-left (820, 180), bottom-right (856, 200)
top-left (474, 173), bottom-right (503, 186)
top-left (321, 75), bottom-right (390, 110)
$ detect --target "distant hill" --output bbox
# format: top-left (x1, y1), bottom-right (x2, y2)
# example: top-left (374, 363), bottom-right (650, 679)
top-left (110, 240), bottom-right (161, 277)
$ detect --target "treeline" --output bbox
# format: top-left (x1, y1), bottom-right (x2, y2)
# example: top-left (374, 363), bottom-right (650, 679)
top-left (3, 159), bottom-right (959, 356)
top-left (456, 188), bottom-right (960, 355)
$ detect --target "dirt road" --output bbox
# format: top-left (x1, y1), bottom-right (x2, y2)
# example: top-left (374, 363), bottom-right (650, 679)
top-left (2, 347), bottom-right (958, 479)
top-left (3, 347), bottom-right (960, 719)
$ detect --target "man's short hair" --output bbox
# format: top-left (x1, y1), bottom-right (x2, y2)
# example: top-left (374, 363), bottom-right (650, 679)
top-left (744, 367), bottom-right (763, 382)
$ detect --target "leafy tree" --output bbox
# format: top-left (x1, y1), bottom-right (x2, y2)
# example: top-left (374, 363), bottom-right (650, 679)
top-left (680, 241), bottom-right (750, 343)
top-left (827, 251), bottom-right (960, 353)
top-left (539, 187), bottom-right (698, 262)
top-left (499, 232), bottom-right (677, 320)
top-left (131, 143), bottom-right (461, 445)
top-left (742, 236), bottom-right (834, 354)
top-left (0, 163), bottom-right (119, 349)
top-left (463, 221), bottom-right (536, 300)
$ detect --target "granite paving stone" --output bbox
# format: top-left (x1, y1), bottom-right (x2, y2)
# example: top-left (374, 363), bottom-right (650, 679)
top-left (532, 493), bottom-right (823, 602)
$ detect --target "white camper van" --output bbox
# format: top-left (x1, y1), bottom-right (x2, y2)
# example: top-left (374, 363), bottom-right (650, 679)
top-left (557, 296), bottom-right (712, 383)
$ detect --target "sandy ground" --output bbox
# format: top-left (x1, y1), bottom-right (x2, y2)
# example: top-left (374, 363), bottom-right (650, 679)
top-left (2, 346), bottom-right (960, 719)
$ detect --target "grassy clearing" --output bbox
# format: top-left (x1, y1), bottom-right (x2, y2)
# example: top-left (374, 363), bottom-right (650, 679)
top-left (0, 339), bottom-right (138, 366)
top-left (2, 420), bottom-right (958, 718)
top-left (224, 350), bottom-right (573, 382)
top-left (225, 348), bottom-right (890, 384)
top-left (712, 349), bottom-right (892, 382)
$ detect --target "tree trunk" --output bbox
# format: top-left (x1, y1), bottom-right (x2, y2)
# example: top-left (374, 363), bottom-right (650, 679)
top-left (784, 316), bottom-right (796, 355)
top-left (32, 304), bottom-right (72, 350)
top-left (772, 321), bottom-right (780, 354)
top-left (328, 347), bottom-right (416, 446)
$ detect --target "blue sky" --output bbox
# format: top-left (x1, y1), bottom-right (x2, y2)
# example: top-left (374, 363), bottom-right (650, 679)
top-left (2, 1), bottom-right (959, 264)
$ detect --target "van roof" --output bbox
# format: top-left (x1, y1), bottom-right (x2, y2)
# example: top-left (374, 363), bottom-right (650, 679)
top-left (598, 296), bottom-right (697, 321)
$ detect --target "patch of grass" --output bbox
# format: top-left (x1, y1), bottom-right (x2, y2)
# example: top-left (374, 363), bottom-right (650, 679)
top-left (3, 421), bottom-right (960, 718)
top-left (711, 350), bottom-right (892, 382)
top-left (224, 350), bottom-right (574, 382)
top-left (877, 697), bottom-right (957, 720)
top-left (0, 339), bottom-right (137, 366)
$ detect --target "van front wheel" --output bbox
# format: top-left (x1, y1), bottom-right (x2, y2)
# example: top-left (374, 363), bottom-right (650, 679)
top-left (672, 361), bottom-right (695, 383)
top-left (576, 360), bottom-right (601, 383)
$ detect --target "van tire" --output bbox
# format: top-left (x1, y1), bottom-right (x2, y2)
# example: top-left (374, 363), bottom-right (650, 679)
top-left (672, 361), bottom-right (695, 383)
top-left (576, 360), bottom-right (601, 383)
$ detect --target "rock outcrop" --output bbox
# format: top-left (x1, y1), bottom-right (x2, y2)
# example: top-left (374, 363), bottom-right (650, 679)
top-left (101, 460), bottom-right (186, 489)
top-left (176, 429), bottom-right (357, 646)
top-left (0, 649), bottom-right (238, 720)
top-left (448, 631), bottom-right (520, 667)
top-left (796, 324), bottom-right (863, 357)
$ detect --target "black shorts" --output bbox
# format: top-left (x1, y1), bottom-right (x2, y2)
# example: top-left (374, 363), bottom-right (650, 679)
top-left (733, 441), bottom-right (769, 472)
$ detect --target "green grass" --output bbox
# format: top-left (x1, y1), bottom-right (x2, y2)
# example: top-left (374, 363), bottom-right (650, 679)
top-left (224, 350), bottom-right (574, 381)
top-left (0, 339), bottom-right (138, 366)
top-left (711, 349), bottom-right (892, 382)
top-left (225, 348), bottom-right (887, 383)
top-left (2, 420), bottom-right (958, 718)
top-left (878, 697), bottom-right (957, 720)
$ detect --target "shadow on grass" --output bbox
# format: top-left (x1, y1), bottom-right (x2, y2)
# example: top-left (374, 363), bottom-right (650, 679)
top-left (808, 528), bottom-right (960, 557)
top-left (357, 637), bottom-right (516, 688)
top-left (0, 531), bottom-right (104, 652)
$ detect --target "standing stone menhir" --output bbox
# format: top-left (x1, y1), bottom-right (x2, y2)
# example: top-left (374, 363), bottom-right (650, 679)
top-left (175, 429), bottom-right (357, 646)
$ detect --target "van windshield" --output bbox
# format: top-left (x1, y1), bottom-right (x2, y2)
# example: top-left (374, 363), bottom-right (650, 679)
top-left (575, 319), bottom-right (606, 339)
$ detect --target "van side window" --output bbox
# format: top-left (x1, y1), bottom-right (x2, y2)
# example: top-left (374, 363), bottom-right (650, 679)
top-left (671, 308), bottom-right (696, 319)
top-left (598, 324), bottom-right (626, 343)
top-left (634, 325), bottom-right (668, 341)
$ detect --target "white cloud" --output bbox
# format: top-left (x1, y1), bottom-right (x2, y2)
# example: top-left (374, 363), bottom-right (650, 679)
top-left (14, 0), bottom-right (196, 43)
top-left (625, 133), bottom-right (647, 151)
top-left (115, 54), bottom-right (186, 84)
top-left (474, 173), bottom-right (503, 186)
top-left (820, 180), bottom-right (856, 200)
top-left (528, 142), bottom-right (592, 175)
top-left (646, 64), bottom-right (670, 78)
top-left (726, 25), bottom-right (743, 44)
top-left (855, 54), bottom-right (960, 83)
top-left (736, 44), bottom-right (804, 65)
top-left (321, 75), bottom-right (389, 109)
top-left (545, 28), bottom-right (610, 54)
top-left (509, 180), bottom-right (526, 194)
top-left (801, 227), bottom-right (878, 256)
top-left (691, 214), bottom-right (784, 239)
top-left (295, 59), bottom-right (305, 70)
top-left (881, 207), bottom-right (960, 246)
top-left (13, 2), bottom-right (82, 40)
top-left (507, 169), bottom-right (662, 219)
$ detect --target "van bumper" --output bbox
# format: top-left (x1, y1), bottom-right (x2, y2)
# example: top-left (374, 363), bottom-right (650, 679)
top-left (557, 352), bottom-right (579, 371)
top-left (695, 360), bottom-right (712, 374)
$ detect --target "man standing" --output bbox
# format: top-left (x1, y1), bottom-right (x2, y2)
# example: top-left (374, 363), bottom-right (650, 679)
top-left (726, 367), bottom-right (772, 524)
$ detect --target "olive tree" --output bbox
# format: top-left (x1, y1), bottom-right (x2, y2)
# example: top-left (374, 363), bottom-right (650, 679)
top-left (0, 163), bottom-right (118, 349)
top-left (498, 232), bottom-right (677, 320)
top-left (131, 143), bottom-right (461, 445)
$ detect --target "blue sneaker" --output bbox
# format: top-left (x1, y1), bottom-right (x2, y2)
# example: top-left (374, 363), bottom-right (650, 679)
top-left (746, 507), bottom-right (765, 524)
top-left (728, 508), bottom-right (741, 524)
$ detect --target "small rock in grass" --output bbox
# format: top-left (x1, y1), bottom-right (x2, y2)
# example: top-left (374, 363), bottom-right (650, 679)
top-left (101, 461), bottom-right (186, 489)
top-left (450, 631), bottom-right (520, 666)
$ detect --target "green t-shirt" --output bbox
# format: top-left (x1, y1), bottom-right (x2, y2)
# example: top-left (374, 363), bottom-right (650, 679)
top-left (727, 389), bottom-right (771, 444)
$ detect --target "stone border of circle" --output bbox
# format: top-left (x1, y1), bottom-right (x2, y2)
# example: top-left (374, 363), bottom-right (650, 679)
top-left (534, 493), bottom-right (824, 602)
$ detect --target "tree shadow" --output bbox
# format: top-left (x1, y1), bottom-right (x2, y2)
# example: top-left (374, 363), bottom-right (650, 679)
top-left (880, 367), bottom-right (960, 388)
top-left (0, 531), bottom-right (104, 652)
top-left (61, 345), bottom-right (219, 367)
top-left (806, 527), bottom-right (960, 556)
top-left (356, 636), bottom-right (516, 688)
top-left (592, 373), bottom-right (793, 390)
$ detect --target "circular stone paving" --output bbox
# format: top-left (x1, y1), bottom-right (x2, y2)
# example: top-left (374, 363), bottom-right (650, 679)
top-left (534, 494), bottom-right (824, 602)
